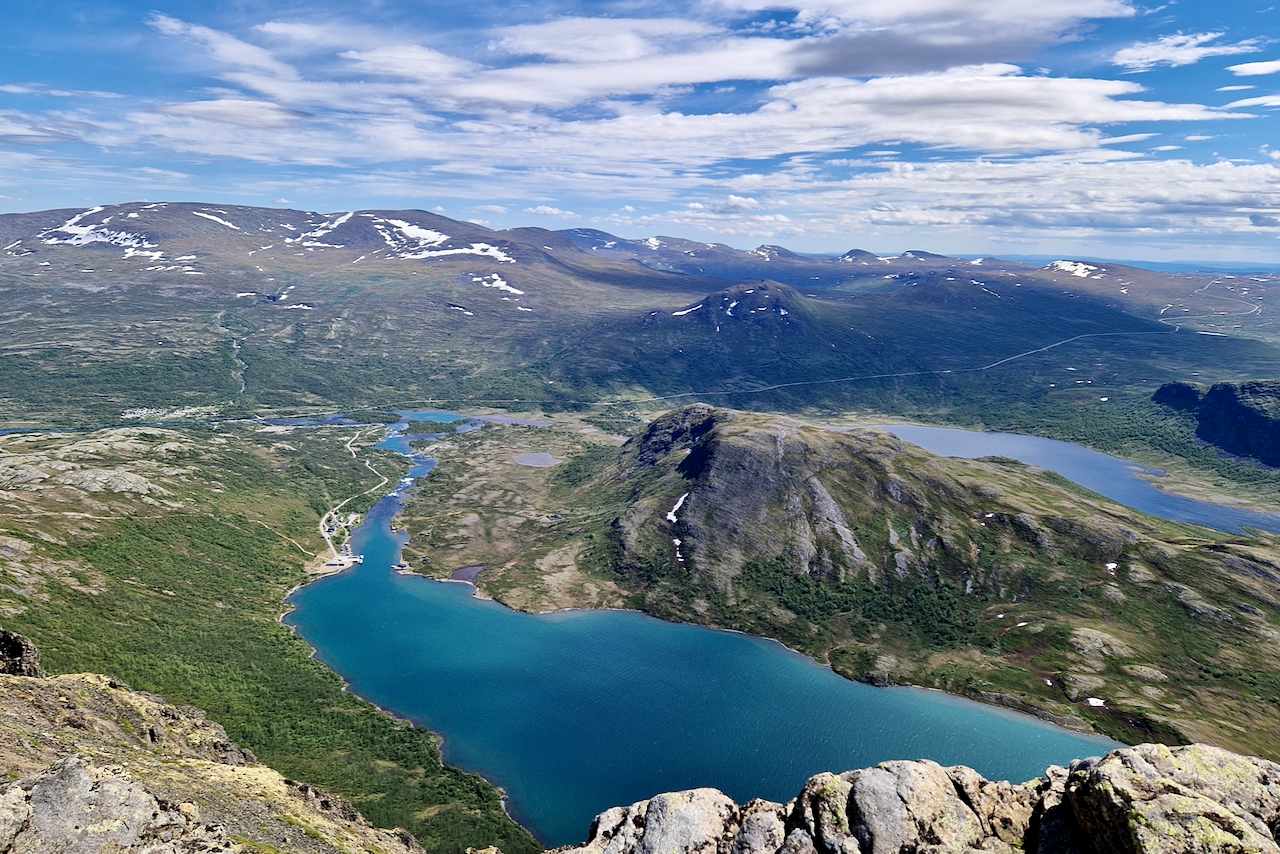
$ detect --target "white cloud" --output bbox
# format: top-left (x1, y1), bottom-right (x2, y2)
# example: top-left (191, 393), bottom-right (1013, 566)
top-left (1112, 32), bottom-right (1260, 72)
top-left (715, 0), bottom-right (1133, 28)
top-left (156, 99), bottom-right (309, 128)
top-left (447, 37), bottom-right (795, 108)
top-left (1217, 84), bottom-right (1255, 91)
top-left (148, 14), bottom-right (299, 80)
top-left (1226, 95), bottom-right (1280, 108)
top-left (339, 44), bottom-right (476, 80)
top-left (1228, 58), bottom-right (1280, 76)
top-left (521, 205), bottom-right (577, 217)
top-left (491, 18), bottom-right (715, 63)
top-left (254, 21), bottom-right (391, 53)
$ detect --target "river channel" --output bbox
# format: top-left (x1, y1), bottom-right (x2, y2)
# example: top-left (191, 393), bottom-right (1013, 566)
top-left (284, 414), bottom-right (1137, 846)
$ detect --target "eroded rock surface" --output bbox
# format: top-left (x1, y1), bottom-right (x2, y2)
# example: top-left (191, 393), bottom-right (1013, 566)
top-left (557, 744), bottom-right (1280, 854)
top-left (0, 629), bottom-right (44, 676)
top-left (0, 672), bottom-right (421, 854)
top-left (0, 754), bottom-right (232, 853)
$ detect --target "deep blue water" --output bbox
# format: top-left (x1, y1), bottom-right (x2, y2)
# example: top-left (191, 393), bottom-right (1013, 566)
top-left (877, 425), bottom-right (1280, 535)
top-left (286, 415), bottom-right (1120, 847)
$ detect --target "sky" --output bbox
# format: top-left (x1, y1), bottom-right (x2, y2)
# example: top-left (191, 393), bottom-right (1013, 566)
top-left (1, 1), bottom-right (1279, 261)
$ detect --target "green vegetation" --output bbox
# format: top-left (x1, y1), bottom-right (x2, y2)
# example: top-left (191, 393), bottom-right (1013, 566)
top-left (0, 424), bottom-right (536, 854)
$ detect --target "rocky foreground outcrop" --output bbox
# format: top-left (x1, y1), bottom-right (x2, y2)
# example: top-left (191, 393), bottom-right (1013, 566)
top-left (557, 743), bottom-right (1280, 854)
top-left (0, 655), bottom-right (422, 854)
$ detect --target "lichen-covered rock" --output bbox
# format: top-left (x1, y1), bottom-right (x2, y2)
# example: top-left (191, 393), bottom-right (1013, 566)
top-left (569, 789), bottom-right (744, 854)
top-left (846, 761), bottom-right (986, 854)
top-left (3, 754), bottom-right (232, 853)
top-left (944, 765), bottom-right (1037, 846)
top-left (1065, 743), bottom-right (1280, 854)
top-left (0, 673), bottom-right (424, 854)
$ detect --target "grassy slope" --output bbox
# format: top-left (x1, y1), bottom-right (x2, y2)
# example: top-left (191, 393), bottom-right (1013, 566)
top-left (0, 423), bottom-right (537, 854)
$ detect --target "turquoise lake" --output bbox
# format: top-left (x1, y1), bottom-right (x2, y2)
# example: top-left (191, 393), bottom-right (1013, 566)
top-left (285, 414), bottom-right (1122, 847)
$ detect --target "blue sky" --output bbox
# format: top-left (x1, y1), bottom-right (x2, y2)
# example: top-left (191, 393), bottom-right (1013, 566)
top-left (1, 1), bottom-right (1278, 260)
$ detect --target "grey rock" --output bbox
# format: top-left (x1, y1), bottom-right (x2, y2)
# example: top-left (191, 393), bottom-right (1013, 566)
top-left (0, 629), bottom-right (45, 677)
top-left (732, 801), bottom-right (787, 854)
top-left (560, 743), bottom-right (1280, 854)
top-left (5, 754), bottom-right (232, 853)
top-left (845, 761), bottom-right (984, 854)
top-left (1065, 743), bottom-right (1280, 854)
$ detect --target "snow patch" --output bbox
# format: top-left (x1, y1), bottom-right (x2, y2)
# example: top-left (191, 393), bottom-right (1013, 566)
top-left (41, 207), bottom-right (158, 252)
top-left (288, 211), bottom-right (352, 247)
top-left (645, 237), bottom-right (662, 250)
top-left (404, 243), bottom-right (515, 263)
top-left (672, 304), bottom-right (703, 316)
top-left (472, 273), bottom-right (524, 295)
top-left (666, 492), bottom-right (690, 523)
top-left (193, 211), bottom-right (240, 230)
top-left (1051, 260), bottom-right (1103, 278)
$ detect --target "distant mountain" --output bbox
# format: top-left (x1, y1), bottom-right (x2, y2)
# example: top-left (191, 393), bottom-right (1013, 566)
top-left (556, 226), bottom-right (1029, 289)
top-left (2, 202), bottom-right (1279, 429)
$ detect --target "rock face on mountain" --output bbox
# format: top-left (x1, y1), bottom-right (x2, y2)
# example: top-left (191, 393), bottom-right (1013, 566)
top-left (1154, 380), bottom-right (1280, 466)
top-left (558, 743), bottom-right (1280, 854)
top-left (0, 629), bottom-right (45, 676)
top-left (0, 662), bottom-right (421, 854)
top-left (578, 405), bottom-right (1280, 752)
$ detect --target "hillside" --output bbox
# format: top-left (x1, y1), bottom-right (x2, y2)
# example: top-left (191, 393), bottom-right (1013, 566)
top-left (0, 420), bottom-right (536, 854)
top-left (401, 407), bottom-right (1280, 756)
top-left (0, 636), bottom-right (422, 854)
top-left (4, 203), bottom-right (1280, 453)
top-left (1154, 380), bottom-right (1280, 467)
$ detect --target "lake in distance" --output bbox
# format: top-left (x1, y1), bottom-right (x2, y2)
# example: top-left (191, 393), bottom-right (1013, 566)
top-left (877, 424), bottom-right (1280, 535)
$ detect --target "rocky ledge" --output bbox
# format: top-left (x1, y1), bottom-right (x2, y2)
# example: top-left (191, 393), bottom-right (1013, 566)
top-left (0, 647), bottom-right (422, 854)
top-left (557, 743), bottom-right (1280, 854)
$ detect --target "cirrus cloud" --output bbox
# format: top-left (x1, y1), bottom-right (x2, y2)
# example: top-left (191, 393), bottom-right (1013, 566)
top-left (1112, 32), bottom-right (1260, 72)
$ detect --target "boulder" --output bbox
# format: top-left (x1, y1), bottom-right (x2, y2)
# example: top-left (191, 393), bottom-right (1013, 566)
top-left (0, 629), bottom-right (45, 677)
top-left (1065, 743), bottom-right (1280, 854)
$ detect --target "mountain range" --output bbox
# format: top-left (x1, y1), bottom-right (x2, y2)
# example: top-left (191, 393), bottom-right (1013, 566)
top-left (3, 201), bottom-right (1280, 854)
